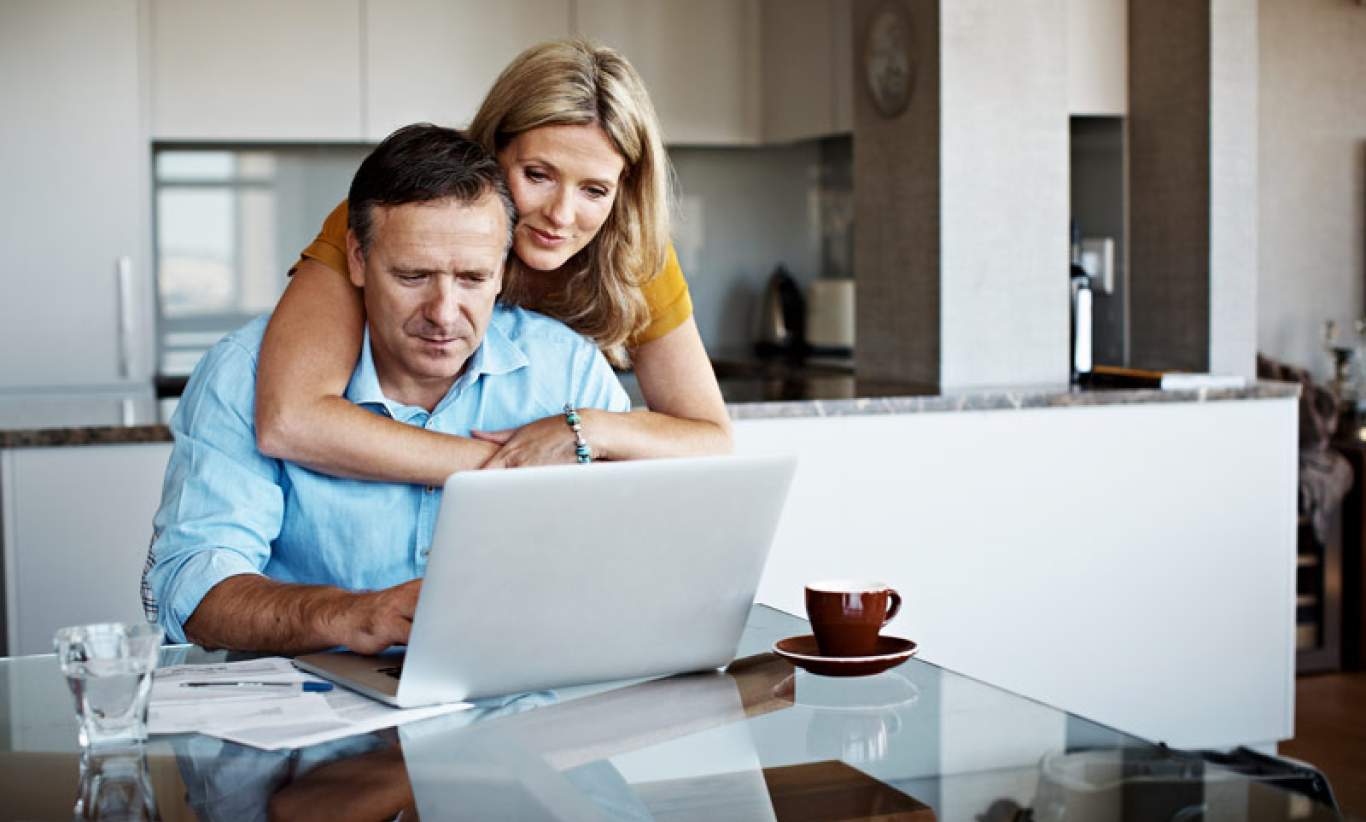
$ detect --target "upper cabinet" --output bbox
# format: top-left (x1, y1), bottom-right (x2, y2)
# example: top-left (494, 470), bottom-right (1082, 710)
top-left (364, 0), bottom-right (571, 141)
top-left (0, 0), bottom-right (153, 389)
top-left (576, 0), bottom-right (763, 146)
top-left (150, 0), bottom-right (364, 141)
top-left (760, 0), bottom-right (853, 143)
top-left (1067, 0), bottom-right (1127, 115)
top-left (146, 0), bottom-right (859, 147)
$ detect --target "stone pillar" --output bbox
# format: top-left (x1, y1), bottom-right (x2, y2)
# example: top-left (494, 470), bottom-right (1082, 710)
top-left (1129, 0), bottom-right (1258, 376)
top-left (853, 0), bottom-right (1070, 389)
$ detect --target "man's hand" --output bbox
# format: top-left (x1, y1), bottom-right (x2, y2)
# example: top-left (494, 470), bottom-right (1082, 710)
top-left (183, 574), bottom-right (423, 655)
top-left (339, 579), bottom-right (422, 655)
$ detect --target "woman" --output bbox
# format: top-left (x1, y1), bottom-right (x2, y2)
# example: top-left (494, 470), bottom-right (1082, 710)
top-left (255, 39), bottom-right (730, 484)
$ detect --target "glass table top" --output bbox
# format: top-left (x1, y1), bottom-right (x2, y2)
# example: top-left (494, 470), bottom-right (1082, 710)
top-left (0, 606), bottom-right (1339, 821)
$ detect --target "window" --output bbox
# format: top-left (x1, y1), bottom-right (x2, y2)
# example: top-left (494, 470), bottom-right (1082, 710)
top-left (153, 145), bottom-right (369, 375)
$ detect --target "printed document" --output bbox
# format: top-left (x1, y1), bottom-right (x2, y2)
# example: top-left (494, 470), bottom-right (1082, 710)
top-left (150, 657), bottom-right (470, 750)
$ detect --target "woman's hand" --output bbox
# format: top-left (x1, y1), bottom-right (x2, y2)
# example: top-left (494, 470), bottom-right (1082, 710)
top-left (474, 316), bottom-right (733, 469)
top-left (474, 412), bottom-right (592, 469)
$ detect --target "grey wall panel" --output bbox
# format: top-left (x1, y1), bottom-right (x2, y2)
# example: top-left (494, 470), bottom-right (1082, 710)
top-left (1129, 0), bottom-right (1214, 372)
top-left (853, 0), bottom-right (942, 386)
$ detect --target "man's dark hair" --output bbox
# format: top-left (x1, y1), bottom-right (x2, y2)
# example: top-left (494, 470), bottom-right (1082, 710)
top-left (348, 123), bottom-right (517, 256)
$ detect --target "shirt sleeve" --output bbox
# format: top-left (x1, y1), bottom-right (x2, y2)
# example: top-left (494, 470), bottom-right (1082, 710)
top-left (629, 243), bottom-right (693, 349)
top-left (147, 335), bottom-right (285, 643)
top-left (290, 199), bottom-right (351, 279)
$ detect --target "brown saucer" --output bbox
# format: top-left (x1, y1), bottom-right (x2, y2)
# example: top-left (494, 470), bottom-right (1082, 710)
top-left (772, 635), bottom-right (919, 677)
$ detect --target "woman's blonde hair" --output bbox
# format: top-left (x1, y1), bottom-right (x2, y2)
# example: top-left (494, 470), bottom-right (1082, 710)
top-left (469, 39), bottom-right (673, 366)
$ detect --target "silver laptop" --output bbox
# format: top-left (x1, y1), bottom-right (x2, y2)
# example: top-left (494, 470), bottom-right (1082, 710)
top-left (296, 454), bottom-right (796, 707)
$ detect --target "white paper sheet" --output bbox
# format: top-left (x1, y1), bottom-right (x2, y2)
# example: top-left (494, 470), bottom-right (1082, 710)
top-left (149, 657), bottom-right (320, 733)
top-left (150, 692), bottom-right (340, 735)
top-left (149, 656), bottom-right (471, 749)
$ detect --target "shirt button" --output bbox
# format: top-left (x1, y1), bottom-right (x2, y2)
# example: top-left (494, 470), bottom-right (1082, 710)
top-left (425, 485), bottom-right (435, 494)
top-left (420, 545), bottom-right (430, 557)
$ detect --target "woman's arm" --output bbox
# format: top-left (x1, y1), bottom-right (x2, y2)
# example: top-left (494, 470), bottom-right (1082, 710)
top-left (599, 314), bottom-right (733, 457)
top-left (255, 259), bottom-right (496, 484)
top-left (478, 316), bottom-right (732, 467)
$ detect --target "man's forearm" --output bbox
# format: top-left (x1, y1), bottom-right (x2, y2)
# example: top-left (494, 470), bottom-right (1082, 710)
top-left (183, 574), bottom-right (355, 654)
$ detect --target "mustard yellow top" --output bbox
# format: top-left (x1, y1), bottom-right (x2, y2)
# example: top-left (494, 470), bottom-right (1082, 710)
top-left (295, 200), bottom-right (693, 348)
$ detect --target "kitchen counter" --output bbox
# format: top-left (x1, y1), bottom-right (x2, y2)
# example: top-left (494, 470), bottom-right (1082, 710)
top-left (0, 391), bottom-right (169, 448)
top-left (719, 378), bottom-right (1298, 419)
top-left (0, 378), bottom-right (1298, 447)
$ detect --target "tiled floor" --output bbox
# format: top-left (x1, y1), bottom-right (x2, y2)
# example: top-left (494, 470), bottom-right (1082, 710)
top-left (1280, 671), bottom-right (1366, 820)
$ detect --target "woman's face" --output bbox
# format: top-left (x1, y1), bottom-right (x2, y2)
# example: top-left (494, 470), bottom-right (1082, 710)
top-left (498, 124), bottom-right (626, 272)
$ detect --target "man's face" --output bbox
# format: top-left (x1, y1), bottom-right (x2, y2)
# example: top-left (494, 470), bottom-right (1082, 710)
top-left (346, 194), bottom-right (508, 407)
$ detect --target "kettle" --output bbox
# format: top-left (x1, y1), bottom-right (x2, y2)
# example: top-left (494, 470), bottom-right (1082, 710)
top-left (755, 265), bottom-right (806, 358)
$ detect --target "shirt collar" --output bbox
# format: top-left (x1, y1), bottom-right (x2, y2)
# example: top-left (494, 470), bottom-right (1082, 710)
top-left (470, 305), bottom-right (529, 380)
top-left (344, 307), bottom-right (529, 418)
top-left (344, 328), bottom-right (388, 410)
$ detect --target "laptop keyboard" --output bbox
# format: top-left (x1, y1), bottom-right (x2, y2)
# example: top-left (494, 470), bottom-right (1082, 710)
top-left (378, 664), bottom-right (403, 680)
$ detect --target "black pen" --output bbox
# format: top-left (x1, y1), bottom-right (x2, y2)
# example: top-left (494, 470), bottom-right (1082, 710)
top-left (177, 680), bottom-right (333, 692)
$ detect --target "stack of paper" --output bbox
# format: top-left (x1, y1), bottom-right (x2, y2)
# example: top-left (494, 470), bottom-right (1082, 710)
top-left (150, 658), bottom-right (469, 750)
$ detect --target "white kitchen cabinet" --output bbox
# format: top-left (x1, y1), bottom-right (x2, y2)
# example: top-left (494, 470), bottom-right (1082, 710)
top-left (759, 0), bottom-right (853, 143)
top-left (2, 444), bottom-right (173, 656)
top-left (150, 0), bottom-right (364, 141)
top-left (364, 0), bottom-right (571, 141)
top-left (575, 0), bottom-right (762, 146)
top-left (1067, 0), bottom-right (1127, 115)
top-left (0, 1), bottom-right (154, 390)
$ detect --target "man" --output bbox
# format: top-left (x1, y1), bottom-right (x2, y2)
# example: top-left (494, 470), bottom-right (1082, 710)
top-left (147, 124), bottom-right (629, 654)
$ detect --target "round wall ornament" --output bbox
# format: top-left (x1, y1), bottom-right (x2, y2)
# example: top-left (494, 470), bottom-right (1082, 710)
top-left (863, 1), bottom-right (916, 119)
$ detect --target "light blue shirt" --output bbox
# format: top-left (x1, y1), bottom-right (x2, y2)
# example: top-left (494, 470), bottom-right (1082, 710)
top-left (148, 306), bottom-right (630, 643)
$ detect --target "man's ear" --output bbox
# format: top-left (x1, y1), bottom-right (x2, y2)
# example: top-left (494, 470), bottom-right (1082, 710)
top-left (345, 229), bottom-right (366, 288)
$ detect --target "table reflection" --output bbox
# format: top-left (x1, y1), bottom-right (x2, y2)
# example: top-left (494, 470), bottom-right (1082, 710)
top-left (174, 690), bottom-right (552, 821)
top-left (798, 672), bottom-right (919, 765)
top-left (267, 739), bottom-right (411, 821)
top-left (75, 749), bottom-right (159, 821)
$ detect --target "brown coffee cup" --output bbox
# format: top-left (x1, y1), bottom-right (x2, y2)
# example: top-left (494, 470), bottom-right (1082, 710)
top-left (805, 580), bottom-right (902, 657)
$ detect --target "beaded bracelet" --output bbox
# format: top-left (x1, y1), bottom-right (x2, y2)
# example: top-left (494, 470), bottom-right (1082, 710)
top-left (562, 404), bottom-right (593, 464)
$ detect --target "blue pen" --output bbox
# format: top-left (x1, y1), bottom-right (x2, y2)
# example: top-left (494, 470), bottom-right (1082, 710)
top-left (178, 680), bottom-right (333, 692)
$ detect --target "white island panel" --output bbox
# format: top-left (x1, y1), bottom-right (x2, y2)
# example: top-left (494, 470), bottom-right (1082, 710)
top-left (736, 396), bottom-right (1297, 750)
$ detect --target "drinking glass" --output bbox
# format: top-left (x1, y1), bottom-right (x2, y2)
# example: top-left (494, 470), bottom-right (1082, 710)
top-left (54, 622), bottom-right (163, 748)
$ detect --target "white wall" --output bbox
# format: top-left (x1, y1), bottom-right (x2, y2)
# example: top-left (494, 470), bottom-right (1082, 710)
top-left (1259, 0), bottom-right (1366, 378)
top-left (736, 396), bottom-right (1298, 750)
top-left (940, 0), bottom-right (1070, 387)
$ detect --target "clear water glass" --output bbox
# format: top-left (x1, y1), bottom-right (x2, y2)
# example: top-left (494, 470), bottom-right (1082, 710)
top-left (54, 622), bottom-right (163, 749)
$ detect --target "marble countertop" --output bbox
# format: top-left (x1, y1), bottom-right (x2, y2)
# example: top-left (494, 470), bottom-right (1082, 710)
top-left (720, 378), bottom-right (1298, 420)
top-left (0, 391), bottom-right (170, 447)
top-left (0, 377), bottom-right (1299, 448)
